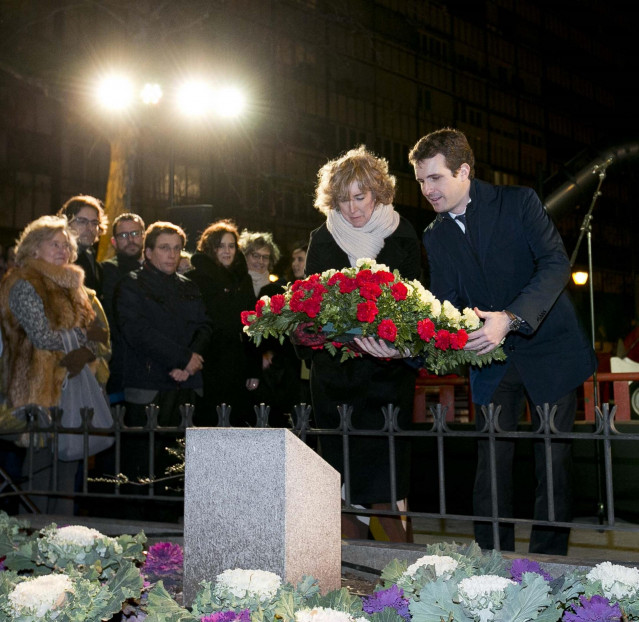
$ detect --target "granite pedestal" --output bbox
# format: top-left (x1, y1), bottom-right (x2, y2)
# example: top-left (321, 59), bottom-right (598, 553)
top-left (183, 428), bottom-right (341, 604)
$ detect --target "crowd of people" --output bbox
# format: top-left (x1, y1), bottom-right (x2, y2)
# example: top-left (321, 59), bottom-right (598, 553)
top-left (0, 128), bottom-right (596, 554)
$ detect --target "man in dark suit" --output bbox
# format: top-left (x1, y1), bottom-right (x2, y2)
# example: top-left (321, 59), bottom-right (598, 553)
top-left (409, 128), bottom-right (596, 555)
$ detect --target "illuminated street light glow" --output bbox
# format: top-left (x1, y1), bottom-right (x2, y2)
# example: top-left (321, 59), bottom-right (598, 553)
top-left (572, 270), bottom-right (589, 285)
top-left (176, 80), bottom-right (214, 117)
top-left (214, 86), bottom-right (246, 117)
top-left (96, 74), bottom-right (135, 111)
top-left (141, 83), bottom-right (163, 105)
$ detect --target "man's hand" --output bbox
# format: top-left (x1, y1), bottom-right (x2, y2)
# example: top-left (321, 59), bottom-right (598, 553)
top-left (170, 368), bottom-right (190, 382)
top-left (246, 378), bottom-right (260, 391)
top-left (353, 336), bottom-right (410, 359)
top-left (185, 353), bottom-right (204, 375)
top-left (464, 308), bottom-right (510, 355)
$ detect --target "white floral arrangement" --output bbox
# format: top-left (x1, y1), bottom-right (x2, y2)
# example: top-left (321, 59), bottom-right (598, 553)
top-left (214, 568), bottom-right (282, 602)
top-left (586, 561), bottom-right (639, 601)
top-left (457, 575), bottom-right (516, 622)
top-left (403, 554), bottom-right (459, 580)
top-left (295, 606), bottom-right (367, 622)
top-left (7, 573), bottom-right (73, 618)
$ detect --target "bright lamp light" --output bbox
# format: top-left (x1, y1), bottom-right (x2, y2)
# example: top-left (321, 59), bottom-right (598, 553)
top-left (214, 86), bottom-right (246, 118)
top-left (176, 80), bottom-right (214, 117)
top-left (140, 83), bottom-right (163, 105)
top-left (572, 271), bottom-right (589, 285)
top-left (96, 74), bottom-right (135, 111)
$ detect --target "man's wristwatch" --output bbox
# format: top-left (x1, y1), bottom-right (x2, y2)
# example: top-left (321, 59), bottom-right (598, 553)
top-left (504, 310), bottom-right (523, 332)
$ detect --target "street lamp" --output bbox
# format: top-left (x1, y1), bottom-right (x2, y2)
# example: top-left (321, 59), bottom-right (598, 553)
top-left (572, 270), bottom-right (589, 286)
top-left (95, 74), bottom-right (135, 111)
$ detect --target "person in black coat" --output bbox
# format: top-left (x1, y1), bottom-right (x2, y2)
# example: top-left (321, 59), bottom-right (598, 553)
top-left (115, 222), bottom-right (211, 519)
top-left (185, 220), bottom-right (260, 426)
top-left (304, 145), bottom-right (421, 542)
top-left (409, 128), bottom-right (597, 555)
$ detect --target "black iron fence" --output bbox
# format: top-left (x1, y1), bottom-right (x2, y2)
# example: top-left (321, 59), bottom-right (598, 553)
top-left (1, 400), bottom-right (638, 550)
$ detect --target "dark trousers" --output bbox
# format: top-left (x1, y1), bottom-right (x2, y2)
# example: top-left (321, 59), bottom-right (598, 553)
top-left (473, 363), bottom-right (576, 555)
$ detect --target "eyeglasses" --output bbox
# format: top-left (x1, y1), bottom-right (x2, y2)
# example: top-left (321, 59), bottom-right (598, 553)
top-left (73, 216), bottom-right (100, 229)
top-left (250, 252), bottom-right (271, 262)
top-left (115, 230), bottom-right (144, 240)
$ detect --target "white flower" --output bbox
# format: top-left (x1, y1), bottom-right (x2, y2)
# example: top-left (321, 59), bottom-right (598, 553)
top-left (458, 575), bottom-right (515, 622)
top-left (8, 573), bottom-right (73, 617)
top-left (295, 607), bottom-right (357, 622)
top-left (430, 299), bottom-right (442, 318)
top-left (50, 525), bottom-right (104, 547)
top-left (214, 568), bottom-right (282, 601)
top-left (355, 257), bottom-right (376, 269)
top-left (462, 307), bottom-right (480, 330)
top-left (370, 262), bottom-right (390, 273)
top-left (321, 268), bottom-right (338, 279)
top-left (442, 300), bottom-right (462, 327)
top-left (404, 554), bottom-right (459, 579)
top-left (587, 561), bottom-right (639, 600)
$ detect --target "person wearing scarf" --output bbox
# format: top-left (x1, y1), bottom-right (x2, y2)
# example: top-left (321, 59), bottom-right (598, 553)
top-left (303, 145), bottom-right (421, 542)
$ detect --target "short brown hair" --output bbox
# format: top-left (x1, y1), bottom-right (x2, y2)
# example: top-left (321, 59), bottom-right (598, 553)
top-left (14, 215), bottom-right (78, 266)
top-left (408, 128), bottom-right (475, 179)
top-left (314, 145), bottom-right (396, 216)
top-left (57, 195), bottom-right (108, 235)
top-left (197, 219), bottom-right (239, 260)
top-left (112, 213), bottom-right (145, 237)
top-left (144, 222), bottom-right (186, 251)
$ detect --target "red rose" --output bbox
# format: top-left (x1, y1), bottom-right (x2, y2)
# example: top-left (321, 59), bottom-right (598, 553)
top-left (356, 301), bottom-right (379, 323)
top-left (390, 282), bottom-right (408, 301)
top-left (327, 272), bottom-right (346, 286)
top-left (373, 270), bottom-right (395, 285)
top-left (359, 282), bottom-right (382, 301)
top-left (303, 297), bottom-right (322, 318)
top-left (450, 329), bottom-right (468, 350)
top-left (434, 330), bottom-right (451, 350)
top-left (355, 269), bottom-right (374, 286)
top-left (289, 290), bottom-right (305, 312)
top-left (255, 299), bottom-right (266, 317)
top-left (270, 294), bottom-right (286, 314)
top-left (378, 319), bottom-right (398, 342)
top-left (338, 277), bottom-right (358, 293)
top-left (417, 318), bottom-right (435, 341)
top-left (241, 310), bottom-right (256, 326)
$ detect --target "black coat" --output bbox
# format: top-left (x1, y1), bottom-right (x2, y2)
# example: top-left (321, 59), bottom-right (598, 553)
top-left (305, 216), bottom-right (421, 504)
top-left (185, 252), bottom-right (260, 423)
top-left (423, 179), bottom-right (596, 405)
top-left (100, 253), bottom-right (143, 395)
top-left (116, 261), bottom-right (212, 391)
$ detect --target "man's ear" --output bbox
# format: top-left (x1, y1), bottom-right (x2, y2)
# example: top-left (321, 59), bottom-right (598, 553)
top-left (459, 163), bottom-right (471, 180)
top-left (110, 237), bottom-right (117, 248)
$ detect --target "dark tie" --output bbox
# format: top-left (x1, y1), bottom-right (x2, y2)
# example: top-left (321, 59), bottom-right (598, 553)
top-left (455, 213), bottom-right (467, 231)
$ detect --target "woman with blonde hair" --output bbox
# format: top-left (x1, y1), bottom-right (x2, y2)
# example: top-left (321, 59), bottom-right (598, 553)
top-left (0, 215), bottom-right (110, 514)
top-left (304, 145), bottom-right (421, 542)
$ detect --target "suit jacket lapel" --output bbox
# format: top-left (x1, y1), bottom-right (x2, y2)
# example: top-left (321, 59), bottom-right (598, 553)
top-left (468, 179), bottom-right (498, 264)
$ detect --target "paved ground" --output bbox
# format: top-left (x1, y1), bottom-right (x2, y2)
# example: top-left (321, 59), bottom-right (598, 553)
top-left (412, 516), bottom-right (639, 564)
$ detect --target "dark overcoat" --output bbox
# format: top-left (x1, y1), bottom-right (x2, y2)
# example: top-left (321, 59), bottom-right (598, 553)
top-left (422, 178), bottom-right (596, 405)
top-left (185, 252), bottom-right (260, 424)
top-left (305, 216), bottom-right (421, 505)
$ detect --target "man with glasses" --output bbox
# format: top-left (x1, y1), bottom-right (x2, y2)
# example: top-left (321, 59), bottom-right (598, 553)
top-left (57, 195), bottom-right (107, 295)
top-left (100, 213), bottom-right (146, 403)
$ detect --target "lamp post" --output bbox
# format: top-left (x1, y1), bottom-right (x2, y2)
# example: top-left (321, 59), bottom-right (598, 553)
top-left (92, 73), bottom-right (246, 256)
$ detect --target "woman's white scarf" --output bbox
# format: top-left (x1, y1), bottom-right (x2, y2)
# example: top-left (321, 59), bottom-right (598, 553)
top-left (326, 203), bottom-right (400, 266)
top-left (248, 270), bottom-right (270, 296)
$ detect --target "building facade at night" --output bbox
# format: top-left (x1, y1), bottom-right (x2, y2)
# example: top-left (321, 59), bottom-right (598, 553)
top-left (0, 0), bottom-right (636, 341)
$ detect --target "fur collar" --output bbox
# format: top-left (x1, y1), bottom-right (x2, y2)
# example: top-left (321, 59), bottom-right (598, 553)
top-left (21, 257), bottom-right (86, 290)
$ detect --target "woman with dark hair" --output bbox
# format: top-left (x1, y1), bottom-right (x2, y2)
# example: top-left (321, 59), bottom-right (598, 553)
top-left (185, 220), bottom-right (260, 425)
top-left (304, 145), bottom-right (421, 542)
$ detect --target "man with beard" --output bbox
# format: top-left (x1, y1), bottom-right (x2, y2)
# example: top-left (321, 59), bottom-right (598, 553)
top-left (100, 213), bottom-right (146, 402)
top-left (57, 195), bottom-right (107, 296)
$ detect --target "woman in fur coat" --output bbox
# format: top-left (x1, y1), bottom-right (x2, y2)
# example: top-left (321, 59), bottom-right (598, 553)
top-left (0, 215), bottom-right (110, 514)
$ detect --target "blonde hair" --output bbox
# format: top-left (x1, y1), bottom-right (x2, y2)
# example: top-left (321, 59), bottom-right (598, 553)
top-left (314, 145), bottom-right (396, 216)
top-left (14, 215), bottom-right (78, 266)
